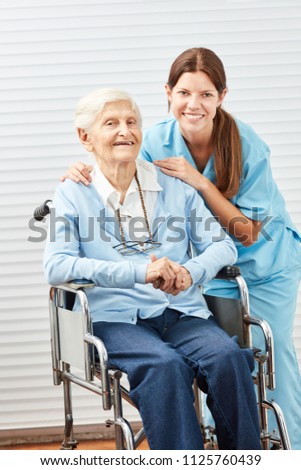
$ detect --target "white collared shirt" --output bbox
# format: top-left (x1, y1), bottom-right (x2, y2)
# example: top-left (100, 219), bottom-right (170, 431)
top-left (91, 159), bottom-right (162, 241)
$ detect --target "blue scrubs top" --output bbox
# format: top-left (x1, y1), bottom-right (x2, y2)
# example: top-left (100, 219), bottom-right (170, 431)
top-left (140, 117), bottom-right (301, 285)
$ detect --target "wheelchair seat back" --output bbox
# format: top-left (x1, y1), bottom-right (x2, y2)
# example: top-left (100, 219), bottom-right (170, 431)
top-left (204, 295), bottom-right (250, 348)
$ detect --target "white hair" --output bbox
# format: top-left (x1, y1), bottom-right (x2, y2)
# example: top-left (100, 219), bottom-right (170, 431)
top-left (74, 88), bottom-right (142, 130)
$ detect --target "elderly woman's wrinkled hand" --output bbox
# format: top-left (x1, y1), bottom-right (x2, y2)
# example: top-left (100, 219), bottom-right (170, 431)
top-left (168, 266), bottom-right (193, 295)
top-left (146, 256), bottom-right (178, 292)
top-left (152, 266), bottom-right (193, 296)
top-left (146, 255), bottom-right (192, 295)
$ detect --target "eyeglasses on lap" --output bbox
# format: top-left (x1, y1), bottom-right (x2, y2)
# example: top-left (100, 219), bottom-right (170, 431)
top-left (113, 239), bottom-right (162, 256)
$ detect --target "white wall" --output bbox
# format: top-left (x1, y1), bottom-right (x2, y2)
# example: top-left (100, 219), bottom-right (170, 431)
top-left (0, 0), bottom-right (300, 437)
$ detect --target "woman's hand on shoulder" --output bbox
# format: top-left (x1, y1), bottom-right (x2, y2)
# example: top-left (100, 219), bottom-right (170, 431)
top-left (60, 161), bottom-right (93, 185)
top-left (153, 156), bottom-right (207, 191)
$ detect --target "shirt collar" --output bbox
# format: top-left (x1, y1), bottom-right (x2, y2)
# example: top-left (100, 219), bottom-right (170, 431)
top-left (91, 159), bottom-right (162, 208)
top-left (135, 159), bottom-right (162, 192)
top-left (91, 164), bottom-right (117, 207)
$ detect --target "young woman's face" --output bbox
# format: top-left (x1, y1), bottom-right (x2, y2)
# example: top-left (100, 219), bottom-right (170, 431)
top-left (166, 71), bottom-right (226, 138)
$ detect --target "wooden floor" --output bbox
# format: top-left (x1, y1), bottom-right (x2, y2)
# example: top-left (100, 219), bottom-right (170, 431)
top-left (3, 439), bottom-right (149, 451)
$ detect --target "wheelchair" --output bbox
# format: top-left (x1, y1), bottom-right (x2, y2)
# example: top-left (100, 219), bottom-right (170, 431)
top-left (34, 200), bottom-right (291, 450)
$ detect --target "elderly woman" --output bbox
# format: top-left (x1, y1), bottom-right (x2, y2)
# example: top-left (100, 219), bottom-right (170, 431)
top-left (43, 88), bottom-right (261, 450)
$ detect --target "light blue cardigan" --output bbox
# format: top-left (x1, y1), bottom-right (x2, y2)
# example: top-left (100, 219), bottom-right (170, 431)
top-left (43, 164), bottom-right (237, 323)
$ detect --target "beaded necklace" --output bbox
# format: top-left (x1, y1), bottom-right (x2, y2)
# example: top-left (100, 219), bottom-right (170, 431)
top-left (115, 171), bottom-right (152, 249)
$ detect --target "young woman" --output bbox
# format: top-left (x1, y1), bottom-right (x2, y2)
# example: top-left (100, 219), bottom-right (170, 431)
top-left (62, 48), bottom-right (301, 448)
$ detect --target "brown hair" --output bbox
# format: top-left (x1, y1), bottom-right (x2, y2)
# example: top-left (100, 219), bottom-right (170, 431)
top-left (167, 47), bottom-right (242, 199)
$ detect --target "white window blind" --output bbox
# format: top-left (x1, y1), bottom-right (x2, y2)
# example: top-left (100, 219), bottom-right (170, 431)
top-left (0, 0), bottom-right (300, 438)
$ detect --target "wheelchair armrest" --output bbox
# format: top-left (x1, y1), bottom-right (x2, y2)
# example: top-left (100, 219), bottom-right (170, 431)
top-left (65, 280), bottom-right (95, 290)
top-left (60, 268), bottom-right (241, 289)
top-left (215, 265), bottom-right (241, 280)
top-left (55, 280), bottom-right (95, 315)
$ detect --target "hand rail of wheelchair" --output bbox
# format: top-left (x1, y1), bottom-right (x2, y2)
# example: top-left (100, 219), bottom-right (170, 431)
top-left (84, 334), bottom-right (112, 410)
top-left (245, 316), bottom-right (275, 390)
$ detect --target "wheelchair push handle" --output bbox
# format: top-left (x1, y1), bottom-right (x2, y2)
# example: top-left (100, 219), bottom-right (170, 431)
top-left (33, 199), bottom-right (53, 221)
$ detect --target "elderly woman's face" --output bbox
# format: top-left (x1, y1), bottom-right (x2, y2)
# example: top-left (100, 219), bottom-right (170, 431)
top-left (83, 100), bottom-right (142, 165)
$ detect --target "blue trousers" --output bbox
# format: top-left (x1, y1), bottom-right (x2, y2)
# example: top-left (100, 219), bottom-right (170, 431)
top-left (93, 308), bottom-right (261, 450)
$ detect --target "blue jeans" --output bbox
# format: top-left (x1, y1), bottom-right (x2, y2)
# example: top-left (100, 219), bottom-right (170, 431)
top-left (93, 308), bottom-right (261, 450)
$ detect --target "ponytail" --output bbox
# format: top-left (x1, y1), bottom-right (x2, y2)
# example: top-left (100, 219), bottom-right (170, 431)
top-left (211, 107), bottom-right (242, 199)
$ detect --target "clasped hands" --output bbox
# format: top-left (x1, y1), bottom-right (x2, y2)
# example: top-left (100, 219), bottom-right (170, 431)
top-left (146, 255), bottom-right (192, 295)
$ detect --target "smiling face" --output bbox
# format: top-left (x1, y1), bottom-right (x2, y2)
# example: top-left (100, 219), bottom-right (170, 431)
top-left (166, 71), bottom-right (226, 141)
top-left (78, 100), bottom-right (142, 169)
